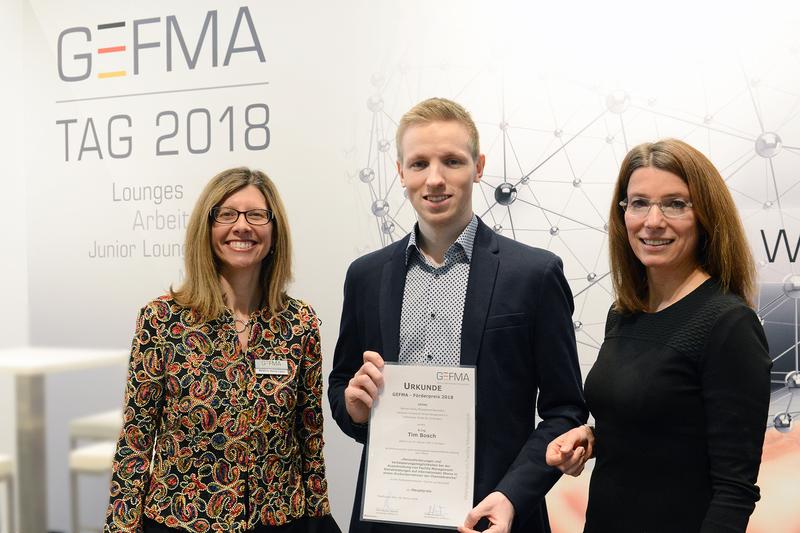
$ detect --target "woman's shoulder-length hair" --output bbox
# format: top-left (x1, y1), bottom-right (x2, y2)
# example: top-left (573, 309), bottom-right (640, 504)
top-left (170, 167), bottom-right (292, 320)
top-left (608, 138), bottom-right (756, 313)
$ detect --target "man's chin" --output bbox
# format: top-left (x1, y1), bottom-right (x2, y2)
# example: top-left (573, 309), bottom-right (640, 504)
top-left (418, 212), bottom-right (455, 227)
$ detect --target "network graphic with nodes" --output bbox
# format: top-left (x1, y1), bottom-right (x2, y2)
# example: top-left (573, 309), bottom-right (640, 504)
top-left (348, 45), bottom-right (800, 433)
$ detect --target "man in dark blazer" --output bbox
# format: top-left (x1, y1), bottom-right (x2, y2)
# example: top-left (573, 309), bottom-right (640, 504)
top-left (328, 97), bottom-right (588, 533)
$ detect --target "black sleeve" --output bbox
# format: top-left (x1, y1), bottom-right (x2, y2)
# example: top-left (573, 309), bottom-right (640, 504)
top-left (327, 262), bottom-right (369, 443)
top-left (700, 305), bottom-right (771, 532)
top-left (494, 256), bottom-right (589, 519)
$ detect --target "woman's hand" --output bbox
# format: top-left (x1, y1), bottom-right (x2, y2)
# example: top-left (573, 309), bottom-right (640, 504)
top-left (545, 424), bottom-right (595, 476)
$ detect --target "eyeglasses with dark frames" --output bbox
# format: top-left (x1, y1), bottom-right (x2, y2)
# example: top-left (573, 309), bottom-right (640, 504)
top-left (210, 207), bottom-right (274, 225)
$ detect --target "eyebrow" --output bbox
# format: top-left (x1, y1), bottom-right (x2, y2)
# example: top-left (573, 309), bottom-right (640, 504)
top-left (406, 150), bottom-right (469, 160)
top-left (627, 192), bottom-right (689, 198)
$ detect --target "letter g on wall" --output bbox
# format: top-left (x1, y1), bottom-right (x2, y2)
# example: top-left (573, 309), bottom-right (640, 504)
top-left (58, 27), bottom-right (92, 82)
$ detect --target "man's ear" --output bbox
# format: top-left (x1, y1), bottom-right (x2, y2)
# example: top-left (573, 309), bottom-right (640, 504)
top-left (474, 154), bottom-right (486, 183)
top-left (397, 160), bottom-right (405, 187)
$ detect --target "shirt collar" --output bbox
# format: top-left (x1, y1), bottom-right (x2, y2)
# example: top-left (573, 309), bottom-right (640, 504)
top-left (405, 214), bottom-right (478, 265)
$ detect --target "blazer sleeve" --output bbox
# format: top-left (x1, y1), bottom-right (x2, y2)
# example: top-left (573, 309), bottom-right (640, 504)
top-left (328, 262), bottom-right (370, 443)
top-left (104, 303), bottom-right (167, 533)
top-left (295, 307), bottom-right (333, 517)
top-left (494, 256), bottom-right (589, 521)
top-left (700, 305), bottom-right (771, 532)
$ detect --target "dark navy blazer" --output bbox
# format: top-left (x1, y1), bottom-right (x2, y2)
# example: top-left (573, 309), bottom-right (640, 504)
top-left (328, 218), bottom-right (588, 533)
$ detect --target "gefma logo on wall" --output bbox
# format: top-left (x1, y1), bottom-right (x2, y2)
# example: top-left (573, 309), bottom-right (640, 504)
top-left (54, 6), bottom-right (270, 162)
top-left (56, 7), bottom-right (264, 82)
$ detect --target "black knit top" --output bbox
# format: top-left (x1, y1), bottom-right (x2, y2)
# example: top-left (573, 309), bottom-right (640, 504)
top-left (584, 279), bottom-right (771, 533)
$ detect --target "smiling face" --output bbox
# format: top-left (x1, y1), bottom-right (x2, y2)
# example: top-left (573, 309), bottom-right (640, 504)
top-left (625, 166), bottom-right (700, 277)
top-left (397, 120), bottom-right (485, 235)
top-left (211, 185), bottom-right (273, 277)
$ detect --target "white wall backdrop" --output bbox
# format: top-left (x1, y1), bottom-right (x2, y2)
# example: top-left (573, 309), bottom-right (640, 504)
top-left (0, 0), bottom-right (27, 471)
top-left (0, 0), bottom-right (27, 348)
top-left (4, 0), bottom-right (800, 531)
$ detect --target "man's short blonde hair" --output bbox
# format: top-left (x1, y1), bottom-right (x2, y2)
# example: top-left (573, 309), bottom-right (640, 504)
top-left (396, 97), bottom-right (480, 162)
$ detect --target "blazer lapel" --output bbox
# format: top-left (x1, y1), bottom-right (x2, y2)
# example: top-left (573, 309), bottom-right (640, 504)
top-left (379, 238), bottom-right (409, 363)
top-left (460, 220), bottom-right (499, 367)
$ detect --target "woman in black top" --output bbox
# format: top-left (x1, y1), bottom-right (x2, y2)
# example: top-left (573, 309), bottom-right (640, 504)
top-left (546, 139), bottom-right (771, 532)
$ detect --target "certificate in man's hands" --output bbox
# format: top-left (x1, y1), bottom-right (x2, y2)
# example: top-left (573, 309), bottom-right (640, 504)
top-left (361, 363), bottom-right (476, 529)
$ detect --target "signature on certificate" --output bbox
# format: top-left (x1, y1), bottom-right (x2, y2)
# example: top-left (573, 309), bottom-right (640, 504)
top-left (425, 504), bottom-right (447, 518)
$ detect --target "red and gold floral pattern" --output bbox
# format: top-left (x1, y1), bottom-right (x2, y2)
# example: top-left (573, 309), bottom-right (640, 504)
top-left (104, 296), bottom-right (332, 532)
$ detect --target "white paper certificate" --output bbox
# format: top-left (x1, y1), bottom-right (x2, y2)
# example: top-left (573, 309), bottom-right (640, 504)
top-left (361, 363), bottom-right (476, 529)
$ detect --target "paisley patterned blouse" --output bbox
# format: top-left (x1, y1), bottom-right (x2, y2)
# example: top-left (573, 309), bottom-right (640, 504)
top-left (104, 295), bottom-right (332, 532)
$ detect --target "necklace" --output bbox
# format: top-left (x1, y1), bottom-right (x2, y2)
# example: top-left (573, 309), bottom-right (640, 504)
top-left (234, 318), bottom-right (249, 333)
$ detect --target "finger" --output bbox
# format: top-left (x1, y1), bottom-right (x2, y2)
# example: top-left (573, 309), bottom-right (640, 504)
top-left (348, 374), bottom-right (378, 400)
top-left (345, 386), bottom-right (375, 409)
top-left (550, 449), bottom-right (583, 473)
top-left (559, 432), bottom-right (583, 452)
top-left (463, 502), bottom-right (487, 529)
top-left (362, 350), bottom-right (385, 368)
top-left (548, 440), bottom-right (575, 461)
top-left (563, 447), bottom-right (584, 468)
top-left (563, 448), bottom-right (587, 476)
top-left (352, 373), bottom-right (379, 399)
top-left (546, 435), bottom-right (568, 456)
top-left (546, 446), bottom-right (572, 467)
top-left (357, 362), bottom-right (385, 389)
top-left (545, 441), bottom-right (561, 465)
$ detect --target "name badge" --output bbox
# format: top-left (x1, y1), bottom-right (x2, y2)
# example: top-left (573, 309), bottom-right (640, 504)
top-left (255, 359), bottom-right (289, 375)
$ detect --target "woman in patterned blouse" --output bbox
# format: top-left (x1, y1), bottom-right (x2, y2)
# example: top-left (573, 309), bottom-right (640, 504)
top-left (104, 168), bottom-right (340, 533)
